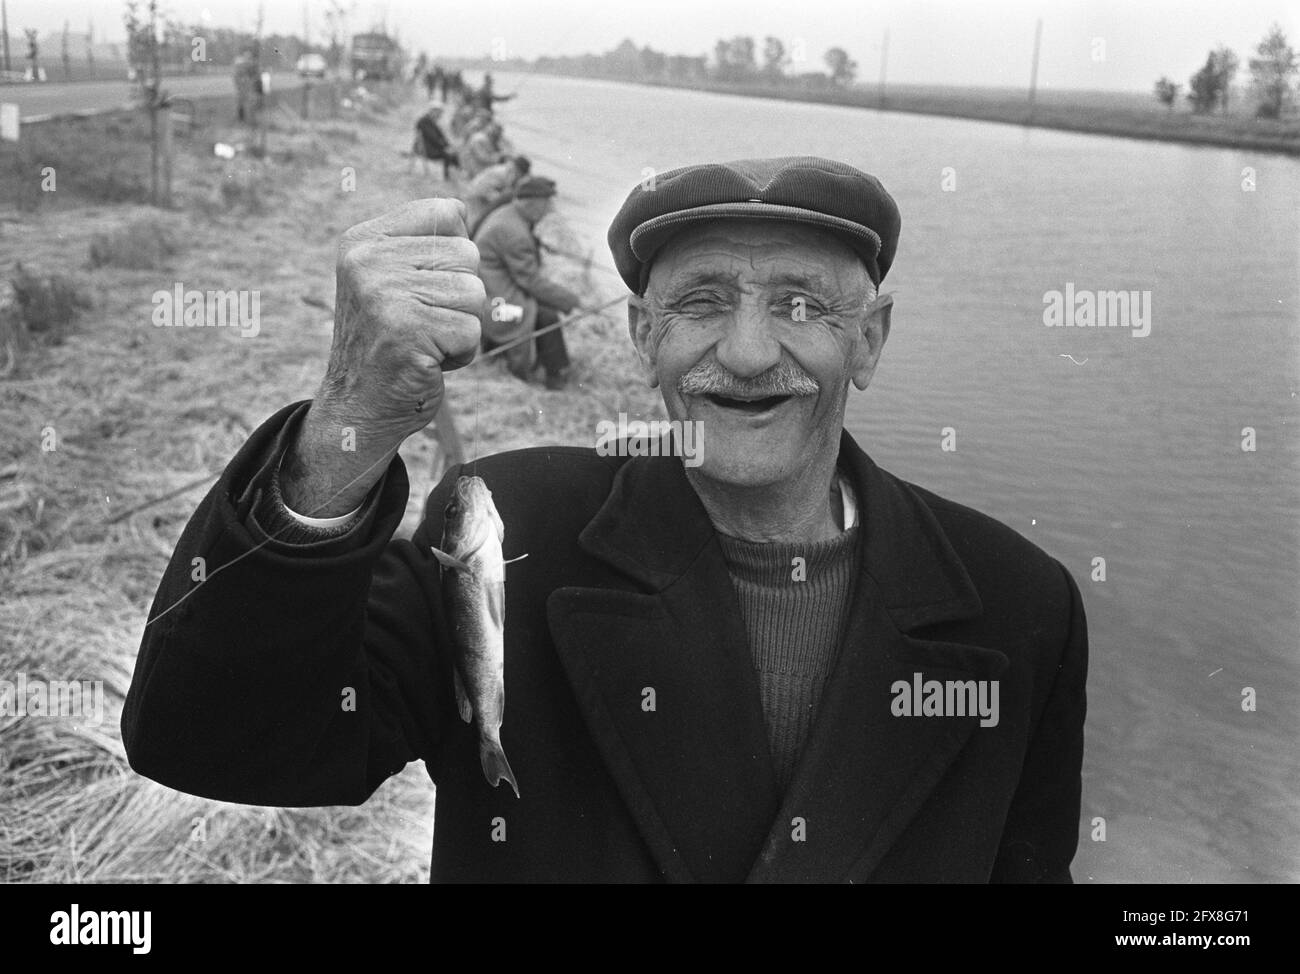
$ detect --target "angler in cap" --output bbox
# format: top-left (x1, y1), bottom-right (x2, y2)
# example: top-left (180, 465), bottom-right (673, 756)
top-left (472, 175), bottom-right (603, 390)
top-left (462, 154), bottom-right (531, 237)
top-left (126, 157), bottom-right (1087, 884)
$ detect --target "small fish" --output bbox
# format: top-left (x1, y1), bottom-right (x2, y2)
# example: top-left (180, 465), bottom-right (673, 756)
top-left (430, 475), bottom-right (525, 798)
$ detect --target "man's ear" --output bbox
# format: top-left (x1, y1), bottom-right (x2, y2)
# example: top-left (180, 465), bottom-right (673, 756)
top-left (626, 295), bottom-right (661, 389)
top-left (850, 292), bottom-right (893, 391)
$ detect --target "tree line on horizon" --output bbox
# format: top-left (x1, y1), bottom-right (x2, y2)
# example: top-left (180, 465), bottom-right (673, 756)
top-left (512, 36), bottom-right (861, 92)
top-left (1153, 23), bottom-right (1297, 119)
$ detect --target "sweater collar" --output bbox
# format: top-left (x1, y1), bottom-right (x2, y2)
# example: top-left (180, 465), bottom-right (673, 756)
top-left (578, 427), bottom-right (982, 632)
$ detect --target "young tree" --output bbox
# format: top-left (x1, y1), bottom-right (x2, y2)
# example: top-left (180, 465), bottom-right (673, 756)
top-left (1153, 76), bottom-right (1179, 110)
top-left (124, 0), bottom-right (164, 204)
top-left (762, 35), bottom-right (787, 82)
top-left (713, 35), bottom-right (756, 82)
top-left (825, 46), bottom-right (857, 86)
top-left (1249, 23), bottom-right (1297, 119)
top-left (24, 28), bottom-right (38, 79)
top-left (729, 35), bottom-right (756, 78)
top-left (124, 0), bottom-right (158, 91)
top-left (713, 38), bottom-right (731, 80)
top-left (1212, 45), bottom-right (1239, 113)
top-left (1186, 53), bottom-right (1219, 113)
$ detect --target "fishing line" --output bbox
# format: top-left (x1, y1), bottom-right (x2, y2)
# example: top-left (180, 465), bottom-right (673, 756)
top-left (470, 215), bottom-right (482, 478)
top-left (479, 295), bottom-right (626, 361)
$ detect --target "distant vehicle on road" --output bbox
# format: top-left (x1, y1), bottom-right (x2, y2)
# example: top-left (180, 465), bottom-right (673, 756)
top-left (350, 33), bottom-right (401, 81)
top-left (296, 53), bottom-right (327, 78)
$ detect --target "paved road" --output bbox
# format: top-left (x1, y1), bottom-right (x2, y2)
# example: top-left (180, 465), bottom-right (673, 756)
top-left (0, 73), bottom-right (306, 120)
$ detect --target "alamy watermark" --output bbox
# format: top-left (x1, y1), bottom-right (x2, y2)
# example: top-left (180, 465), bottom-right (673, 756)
top-left (891, 672), bottom-right (1000, 727)
top-left (151, 283), bottom-right (261, 338)
top-left (1042, 283), bottom-right (1151, 337)
top-left (595, 413), bottom-right (704, 467)
top-left (49, 904), bottom-right (151, 954)
top-left (0, 672), bottom-right (105, 724)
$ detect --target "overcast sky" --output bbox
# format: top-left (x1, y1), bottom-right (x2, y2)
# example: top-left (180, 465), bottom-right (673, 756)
top-left (7, 0), bottom-right (1299, 91)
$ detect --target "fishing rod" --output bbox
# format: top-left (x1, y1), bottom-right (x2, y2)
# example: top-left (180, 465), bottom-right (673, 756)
top-left (105, 471), bottom-right (224, 524)
top-left (536, 240), bottom-right (625, 282)
top-left (480, 294), bottom-right (627, 361)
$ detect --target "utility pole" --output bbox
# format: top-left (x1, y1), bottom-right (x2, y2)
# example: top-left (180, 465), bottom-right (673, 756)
top-left (149, 0), bottom-right (161, 204)
top-left (302, 0), bottom-right (312, 119)
top-left (1027, 17), bottom-right (1043, 121)
top-left (877, 28), bottom-right (889, 109)
top-left (0, 0), bottom-right (9, 75)
top-left (1, 0), bottom-right (10, 75)
top-left (255, 0), bottom-right (266, 153)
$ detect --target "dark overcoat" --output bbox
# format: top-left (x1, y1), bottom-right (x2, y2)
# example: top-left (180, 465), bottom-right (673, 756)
top-left (123, 401), bottom-right (1087, 883)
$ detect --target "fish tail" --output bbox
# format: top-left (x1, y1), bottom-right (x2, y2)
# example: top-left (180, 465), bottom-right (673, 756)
top-left (480, 739), bottom-right (520, 799)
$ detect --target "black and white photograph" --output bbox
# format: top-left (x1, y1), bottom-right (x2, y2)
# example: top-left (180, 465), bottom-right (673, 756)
top-left (0, 0), bottom-right (1295, 923)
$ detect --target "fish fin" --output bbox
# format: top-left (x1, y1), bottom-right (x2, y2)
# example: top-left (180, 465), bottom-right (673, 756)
top-left (502, 552), bottom-right (529, 565)
top-left (480, 740), bottom-right (520, 799)
top-left (484, 581), bottom-right (505, 630)
top-left (452, 668), bottom-right (473, 724)
top-left (430, 546), bottom-right (471, 572)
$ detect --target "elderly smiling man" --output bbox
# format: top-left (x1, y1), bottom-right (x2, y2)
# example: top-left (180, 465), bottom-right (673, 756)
top-left (124, 157), bottom-right (1087, 884)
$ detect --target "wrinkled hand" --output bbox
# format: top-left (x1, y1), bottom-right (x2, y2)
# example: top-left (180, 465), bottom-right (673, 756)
top-left (281, 199), bottom-right (485, 517)
top-left (319, 197), bottom-right (484, 439)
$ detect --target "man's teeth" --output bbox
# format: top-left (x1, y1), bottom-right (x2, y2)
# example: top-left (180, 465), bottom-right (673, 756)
top-left (706, 393), bottom-right (789, 409)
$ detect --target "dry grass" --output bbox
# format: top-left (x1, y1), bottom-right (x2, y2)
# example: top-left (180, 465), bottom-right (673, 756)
top-left (6, 264), bottom-right (91, 347)
top-left (88, 217), bottom-right (184, 270)
top-left (0, 112), bottom-right (155, 210)
top-left (0, 81), bottom-right (658, 883)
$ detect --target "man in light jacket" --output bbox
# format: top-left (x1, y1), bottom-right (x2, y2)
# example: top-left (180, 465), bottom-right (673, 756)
top-left (472, 176), bottom-right (596, 390)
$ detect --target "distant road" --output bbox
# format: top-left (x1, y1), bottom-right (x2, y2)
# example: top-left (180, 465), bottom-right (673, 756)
top-left (1, 73), bottom-right (305, 121)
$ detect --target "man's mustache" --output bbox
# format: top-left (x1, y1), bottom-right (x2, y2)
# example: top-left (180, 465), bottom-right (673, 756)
top-left (677, 360), bottom-right (820, 399)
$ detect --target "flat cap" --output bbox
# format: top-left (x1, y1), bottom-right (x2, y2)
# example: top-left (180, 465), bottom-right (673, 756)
top-left (515, 175), bottom-right (557, 199)
top-left (607, 156), bottom-right (901, 295)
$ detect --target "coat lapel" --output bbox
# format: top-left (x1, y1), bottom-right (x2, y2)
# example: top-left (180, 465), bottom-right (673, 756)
top-left (747, 433), bottom-right (1008, 882)
top-left (546, 451), bottom-right (781, 883)
top-left (548, 430), bottom-right (1006, 884)
top-left (743, 582), bottom-right (1009, 883)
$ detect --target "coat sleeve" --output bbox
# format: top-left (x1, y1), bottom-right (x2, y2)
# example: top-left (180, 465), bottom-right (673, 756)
top-left (989, 561), bottom-right (1089, 883)
top-left (121, 400), bottom-right (463, 808)
top-left (497, 221), bottom-right (582, 312)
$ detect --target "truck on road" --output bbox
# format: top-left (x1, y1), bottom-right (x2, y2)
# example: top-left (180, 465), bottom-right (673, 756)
top-left (350, 33), bottom-right (401, 82)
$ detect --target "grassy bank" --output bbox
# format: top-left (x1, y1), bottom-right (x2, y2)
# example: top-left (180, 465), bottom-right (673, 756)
top-left (525, 70), bottom-right (1300, 156)
top-left (0, 82), bottom-right (655, 882)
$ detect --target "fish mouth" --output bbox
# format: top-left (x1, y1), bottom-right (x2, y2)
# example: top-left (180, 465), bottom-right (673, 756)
top-left (441, 475), bottom-right (505, 559)
top-left (454, 476), bottom-right (490, 504)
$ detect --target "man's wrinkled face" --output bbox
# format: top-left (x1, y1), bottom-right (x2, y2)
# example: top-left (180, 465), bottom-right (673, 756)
top-left (627, 219), bottom-right (892, 487)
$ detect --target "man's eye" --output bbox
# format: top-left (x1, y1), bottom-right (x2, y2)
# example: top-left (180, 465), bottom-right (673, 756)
top-left (678, 297), bottom-right (725, 314)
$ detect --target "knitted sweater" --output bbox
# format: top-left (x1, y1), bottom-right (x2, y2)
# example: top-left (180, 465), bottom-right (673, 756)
top-left (716, 525), bottom-right (861, 793)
